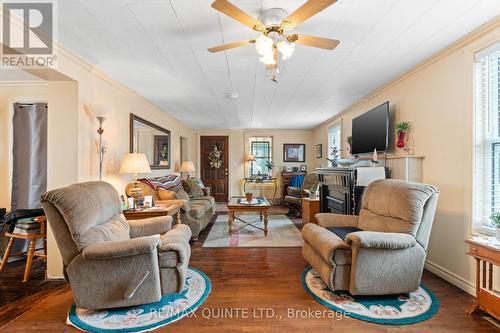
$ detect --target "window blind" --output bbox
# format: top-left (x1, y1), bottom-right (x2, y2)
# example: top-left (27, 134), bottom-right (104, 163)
top-left (327, 125), bottom-right (341, 165)
top-left (473, 45), bottom-right (500, 234)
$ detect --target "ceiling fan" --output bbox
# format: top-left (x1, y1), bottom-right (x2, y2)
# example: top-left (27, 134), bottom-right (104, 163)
top-left (207, 0), bottom-right (340, 74)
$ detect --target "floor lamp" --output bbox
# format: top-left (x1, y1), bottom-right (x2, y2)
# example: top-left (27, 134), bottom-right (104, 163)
top-left (91, 104), bottom-right (114, 181)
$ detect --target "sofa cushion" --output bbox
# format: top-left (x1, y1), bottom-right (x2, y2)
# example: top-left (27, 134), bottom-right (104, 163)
top-left (182, 179), bottom-right (204, 198)
top-left (175, 189), bottom-right (191, 201)
top-left (326, 227), bottom-right (362, 241)
top-left (158, 188), bottom-right (177, 201)
top-left (358, 179), bottom-right (438, 236)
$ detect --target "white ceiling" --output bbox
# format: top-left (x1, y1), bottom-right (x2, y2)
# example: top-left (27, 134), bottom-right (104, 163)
top-left (55, 0), bottom-right (500, 129)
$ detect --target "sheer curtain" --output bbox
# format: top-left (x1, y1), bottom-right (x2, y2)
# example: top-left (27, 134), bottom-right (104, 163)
top-left (10, 102), bottom-right (48, 210)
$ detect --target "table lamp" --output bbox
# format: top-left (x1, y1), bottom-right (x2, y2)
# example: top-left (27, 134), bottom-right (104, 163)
top-left (248, 154), bottom-right (256, 177)
top-left (119, 153), bottom-right (152, 206)
top-left (180, 161), bottom-right (196, 179)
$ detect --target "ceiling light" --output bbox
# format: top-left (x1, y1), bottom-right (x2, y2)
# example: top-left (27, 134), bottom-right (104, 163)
top-left (259, 53), bottom-right (276, 65)
top-left (277, 40), bottom-right (295, 60)
top-left (255, 34), bottom-right (273, 56)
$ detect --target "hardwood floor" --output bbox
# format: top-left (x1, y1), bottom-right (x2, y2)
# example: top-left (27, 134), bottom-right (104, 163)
top-left (0, 206), bottom-right (498, 332)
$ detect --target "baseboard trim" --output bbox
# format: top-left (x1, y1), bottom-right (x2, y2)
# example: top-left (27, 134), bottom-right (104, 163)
top-left (425, 260), bottom-right (475, 296)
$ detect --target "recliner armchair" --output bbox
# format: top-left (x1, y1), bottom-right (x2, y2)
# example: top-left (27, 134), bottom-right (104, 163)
top-left (284, 173), bottom-right (319, 215)
top-left (302, 179), bottom-right (439, 296)
top-left (41, 181), bottom-right (192, 310)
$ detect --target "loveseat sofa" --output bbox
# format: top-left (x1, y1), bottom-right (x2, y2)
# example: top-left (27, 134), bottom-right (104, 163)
top-left (127, 175), bottom-right (215, 241)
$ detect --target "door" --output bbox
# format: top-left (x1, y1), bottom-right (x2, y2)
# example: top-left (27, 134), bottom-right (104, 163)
top-left (200, 136), bottom-right (229, 202)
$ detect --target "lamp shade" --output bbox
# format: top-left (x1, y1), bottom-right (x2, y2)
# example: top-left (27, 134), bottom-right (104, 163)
top-left (91, 104), bottom-right (115, 119)
top-left (119, 153), bottom-right (152, 174)
top-left (180, 161), bottom-right (195, 173)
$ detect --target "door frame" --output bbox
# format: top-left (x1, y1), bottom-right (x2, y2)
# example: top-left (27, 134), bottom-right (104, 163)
top-left (199, 135), bottom-right (229, 202)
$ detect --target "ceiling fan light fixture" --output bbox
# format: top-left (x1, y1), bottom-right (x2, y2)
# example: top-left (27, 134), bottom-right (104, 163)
top-left (255, 34), bottom-right (273, 56)
top-left (277, 40), bottom-right (295, 60)
top-left (259, 53), bottom-right (276, 65)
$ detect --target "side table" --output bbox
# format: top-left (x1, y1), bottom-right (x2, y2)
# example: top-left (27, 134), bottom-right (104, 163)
top-left (466, 237), bottom-right (500, 320)
top-left (302, 198), bottom-right (320, 224)
top-left (123, 201), bottom-right (184, 225)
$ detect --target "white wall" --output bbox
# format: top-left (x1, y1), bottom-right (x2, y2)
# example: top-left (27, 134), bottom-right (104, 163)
top-left (311, 18), bottom-right (500, 294)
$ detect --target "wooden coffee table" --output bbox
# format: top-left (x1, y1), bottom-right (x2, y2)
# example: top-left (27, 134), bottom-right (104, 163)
top-left (227, 196), bottom-right (270, 236)
top-left (123, 201), bottom-right (184, 225)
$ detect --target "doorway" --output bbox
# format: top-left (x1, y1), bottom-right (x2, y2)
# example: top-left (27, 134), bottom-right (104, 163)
top-left (200, 136), bottom-right (229, 202)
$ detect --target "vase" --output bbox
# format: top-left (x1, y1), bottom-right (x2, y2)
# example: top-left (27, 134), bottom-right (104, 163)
top-left (397, 131), bottom-right (406, 148)
top-left (245, 192), bottom-right (253, 203)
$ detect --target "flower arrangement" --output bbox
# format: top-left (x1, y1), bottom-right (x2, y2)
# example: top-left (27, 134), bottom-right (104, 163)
top-left (395, 121), bottom-right (411, 133)
top-left (395, 121), bottom-right (411, 149)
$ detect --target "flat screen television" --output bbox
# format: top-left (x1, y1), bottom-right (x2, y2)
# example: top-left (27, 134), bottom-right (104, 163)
top-left (351, 102), bottom-right (389, 155)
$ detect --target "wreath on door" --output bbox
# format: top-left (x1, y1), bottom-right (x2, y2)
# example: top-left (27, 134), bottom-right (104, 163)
top-left (208, 145), bottom-right (223, 169)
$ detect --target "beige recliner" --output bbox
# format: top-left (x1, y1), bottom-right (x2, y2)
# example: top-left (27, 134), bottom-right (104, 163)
top-left (41, 181), bottom-right (192, 310)
top-left (302, 179), bottom-right (439, 296)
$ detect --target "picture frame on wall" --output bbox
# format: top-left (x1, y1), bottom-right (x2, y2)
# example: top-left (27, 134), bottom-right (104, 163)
top-left (316, 144), bottom-right (322, 158)
top-left (283, 143), bottom-right (305, 162)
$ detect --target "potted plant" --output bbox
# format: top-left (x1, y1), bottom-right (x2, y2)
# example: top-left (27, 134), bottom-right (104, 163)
top-left (245, 192), bottom-right (253, 203)
top-left (265, 160), bottom-right (275, 177)
top-left (395, 121), bottom-right (411, 148)
top-left (490, 212), bottom-right (500, 241)
top-left (309, 185), bottom-right (318, 199)
top-left (347, 136), bottom-right (352, 155)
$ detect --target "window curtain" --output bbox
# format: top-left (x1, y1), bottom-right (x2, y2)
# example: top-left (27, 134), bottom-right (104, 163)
top-left (10, 103), bottom-right (48, 210)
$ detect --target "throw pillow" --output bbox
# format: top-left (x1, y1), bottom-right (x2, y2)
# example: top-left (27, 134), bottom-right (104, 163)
top-left (157, 188), bottom-right (177, 201)
top-left (182, 179), bottom-right (204, 198)
top-left (175, 189), bottom-right (191, 201)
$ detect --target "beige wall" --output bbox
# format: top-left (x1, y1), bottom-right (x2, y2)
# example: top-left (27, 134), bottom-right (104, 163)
top-left (0, 84), bottom-right (49, 210)
top-left (0, 42), bottom-right (198, 277)
top-left (196, 129), bottom-right (314, 200)
top-left (311, 19), bottom-right (500, 294)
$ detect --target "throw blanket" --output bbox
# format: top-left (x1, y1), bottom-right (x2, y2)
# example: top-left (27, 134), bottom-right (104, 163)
top-left (290, 175), bottom-right (305, 188)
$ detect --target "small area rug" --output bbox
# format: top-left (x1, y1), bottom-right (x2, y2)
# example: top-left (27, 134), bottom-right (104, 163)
top-left (203, 214), bottom-right (302, 247)
top-left (67, 267), bottom-right (211, 332)
top-left (302, 267), bottom-right (439, 325)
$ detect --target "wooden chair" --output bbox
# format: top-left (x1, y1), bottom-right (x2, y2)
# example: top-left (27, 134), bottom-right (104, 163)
top-left (0, 215), bottom-right (47, 282)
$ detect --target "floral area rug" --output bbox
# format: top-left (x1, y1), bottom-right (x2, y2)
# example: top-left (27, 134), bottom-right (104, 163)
top-left (302, 267), bottom-right (439, 325)
top-left (67, 267), bottom-right (210, 332)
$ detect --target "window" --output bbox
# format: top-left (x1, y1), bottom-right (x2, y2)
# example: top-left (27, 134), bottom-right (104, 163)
top-left (473, 43), bottom-right (500, 234)
top-left (327, 124), bottom-right (341, 164)
top-left (249, 136), bottom-right (272, 176)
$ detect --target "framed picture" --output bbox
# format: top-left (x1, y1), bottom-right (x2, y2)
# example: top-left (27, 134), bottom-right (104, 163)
top-left (153, 135), bottom-right (170, 167)
top-left (316, 144), bottom-right (322, 158)
top-left (300, 164), bottom-right (307, 172)
top-left (283, 143), bottom-right (305, 162)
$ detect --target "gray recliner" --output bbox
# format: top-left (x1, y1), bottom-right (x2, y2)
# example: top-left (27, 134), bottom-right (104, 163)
top-left (41, 181), bottom-right (192, 310)
top-left (302, 179), bottom-right (439, 296)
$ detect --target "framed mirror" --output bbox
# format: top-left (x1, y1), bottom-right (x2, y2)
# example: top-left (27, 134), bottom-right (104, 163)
top-left (130, 114), bottom-right (171, 169)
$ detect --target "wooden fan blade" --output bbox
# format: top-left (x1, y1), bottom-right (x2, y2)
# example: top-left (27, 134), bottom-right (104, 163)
top-left (281, 0), bottom-right (337, 31)
top-left (266, 48), bottom-right (278, 71)
top-left (211, 0), bottom-right (265, 32)
top-left (288, 34), bottom-right (339, 50)
top-left (208, 39), bottom-right (255, 53)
